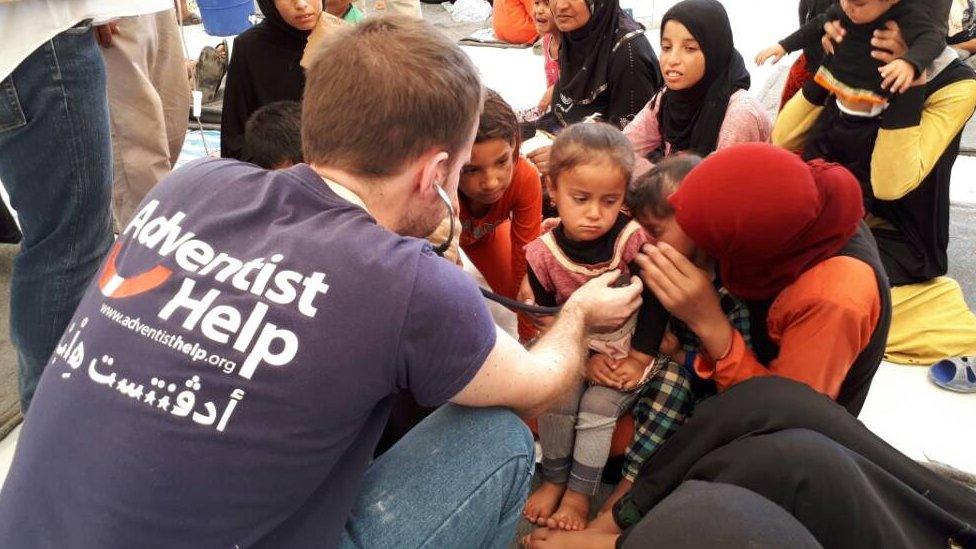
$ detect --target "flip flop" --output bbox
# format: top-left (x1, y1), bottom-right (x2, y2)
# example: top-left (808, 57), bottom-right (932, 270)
top-left (928, 356), bottom-right (976, 393)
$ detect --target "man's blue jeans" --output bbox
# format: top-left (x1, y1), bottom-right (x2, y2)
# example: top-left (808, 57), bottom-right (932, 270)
top-left (0, 23), bottom-right (114, 411)
top-left (341, 404), bottom-right (535, 548)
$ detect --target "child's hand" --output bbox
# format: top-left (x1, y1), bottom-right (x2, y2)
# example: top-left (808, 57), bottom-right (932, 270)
top-left (822, 19), bottom-right (846, 55)
top-left (518, 275), bottom-right (556, 332)
top-left (614, 354), bottom-right (650, 391)
top-left (755, 44), bottom-right (786, 66)
top-left (585, 353), bottom-right (622, 389)
top-left (879, 58), bottom-right (916, 94)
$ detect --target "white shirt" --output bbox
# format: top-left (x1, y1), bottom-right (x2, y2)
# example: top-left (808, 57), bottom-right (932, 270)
top-left (0, 0), bottom-right (172, 81)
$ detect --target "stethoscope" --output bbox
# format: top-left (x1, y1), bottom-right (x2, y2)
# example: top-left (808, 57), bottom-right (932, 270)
top-left (432, 185), bottom-right (562, 317)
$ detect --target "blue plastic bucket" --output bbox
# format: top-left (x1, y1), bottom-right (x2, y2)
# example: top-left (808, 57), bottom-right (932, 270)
top-left (198, 0), bottom-right (254, 37)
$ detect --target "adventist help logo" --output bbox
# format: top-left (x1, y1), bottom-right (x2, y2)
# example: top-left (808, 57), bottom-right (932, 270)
top-left (114, 200), bottom-right (332, 379)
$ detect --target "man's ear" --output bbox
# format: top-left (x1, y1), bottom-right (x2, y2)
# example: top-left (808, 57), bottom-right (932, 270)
top-left (417, 150), bottom-right (451, 196)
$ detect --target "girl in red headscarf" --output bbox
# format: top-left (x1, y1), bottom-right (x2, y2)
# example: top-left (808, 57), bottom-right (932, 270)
top-left (634, 143), bottom-right (891, 414)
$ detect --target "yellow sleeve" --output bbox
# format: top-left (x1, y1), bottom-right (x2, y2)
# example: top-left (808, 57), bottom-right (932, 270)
top-left (771, 92), bottom-right (824, 152)
top-left (871, 79), bottom-right (976, 201)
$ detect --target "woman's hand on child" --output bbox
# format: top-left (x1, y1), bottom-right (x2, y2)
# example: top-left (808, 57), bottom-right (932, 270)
top-left (528, 146), bottom-right (552, 176)
top-left (635, 243), bottom-right (732, 361)
top-left (870, 21), bottom-right (908, 64)
top-left (821, 19), bottom-right (846, 55)
top-left (585, 353), bottom-right (623, 388)
top-left (755, 44), bottom-right (786, 66)
top-left (879, 59), bottom-right (917, 94)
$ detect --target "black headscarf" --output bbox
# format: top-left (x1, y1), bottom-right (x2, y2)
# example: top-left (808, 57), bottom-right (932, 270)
top-left (557, 0), bottom-right (646, 105)
top-left (221, 0), bottom-right (311, 160)
top-left (255, 0), bottom-right (313, 48)
top-left (656, 0), bottom-right (751, 156)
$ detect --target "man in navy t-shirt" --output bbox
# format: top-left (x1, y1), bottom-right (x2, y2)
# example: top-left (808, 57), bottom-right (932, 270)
top-left (0, 15), bottom-right (643, 548)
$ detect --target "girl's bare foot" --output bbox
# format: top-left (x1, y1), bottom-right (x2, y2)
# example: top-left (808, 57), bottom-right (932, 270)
top-left (548, 488), bottom-right (590, 531)
top-left (524, 481), bottom-right (566, 525)
top-left (522, 527), bottom-right (619, 549)
top-left (599, 478), bottom-right (632, 514)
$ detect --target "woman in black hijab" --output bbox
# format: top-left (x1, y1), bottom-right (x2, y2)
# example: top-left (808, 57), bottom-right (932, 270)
top-left (622, 0), bottom-right (768, 168)
top-left (221, 0), bottom-right (321, 160)
top-left (549, 0), bottom-right (662, 129)
top-left (525, 378), bottom-right (976, 548)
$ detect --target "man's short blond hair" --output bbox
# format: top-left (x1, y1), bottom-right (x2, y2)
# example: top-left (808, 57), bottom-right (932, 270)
top-left (302, 15), bottom-right (484, 178)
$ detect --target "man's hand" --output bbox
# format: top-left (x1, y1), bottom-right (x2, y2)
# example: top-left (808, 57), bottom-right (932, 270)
top-left (95, 22), bottom-right (119, 48)
top-left (879, 58), bottom-right (916, 94)
top-left (870, 20), bottom-right (908, 64)
top-left (527, 145), bottom-right (552, 177)
top-left (755, 44), bottom-right (787, 66)
top-left (821, 19), bottom-right (846, 55)
top-left (564, 271), bottom-right (642, 335)
top-left (585, 353), bottom-right (622, 388)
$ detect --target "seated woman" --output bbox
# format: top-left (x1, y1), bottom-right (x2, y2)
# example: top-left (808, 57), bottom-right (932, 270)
top-left (549, 0), bottom-right (661, 129)
top-left (774, 20), bottom-right (976, 367)
top-left (527, 0), bottom-right (662, 175)
top-left (523, 144), bottom-right (913, 548)
top-left (622, 0), bottom-right (771, 175)
top-left (221, 0), bottom-right (320, 160)
top-left (628, 144), bottom-right (891, 415)
top-left (524, 377), bottom-right (976, 548)
top-left (493, 0), bottom-right (538, 45)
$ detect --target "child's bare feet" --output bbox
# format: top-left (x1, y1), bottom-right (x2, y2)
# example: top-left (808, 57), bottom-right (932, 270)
top-left (547, 489), bottom-right (590, 531)
top-left (522, 527), bottom-right (619, 548)
top-left (524, 481), bottom-right (566, 525)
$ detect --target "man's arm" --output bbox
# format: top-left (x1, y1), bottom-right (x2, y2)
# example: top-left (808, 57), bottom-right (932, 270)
top-left (451, 272), bottom-right (643, 418)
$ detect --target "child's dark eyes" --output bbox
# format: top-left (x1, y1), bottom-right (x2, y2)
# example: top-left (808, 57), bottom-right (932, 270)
top-left (573, 196), bottom-right (587, 204)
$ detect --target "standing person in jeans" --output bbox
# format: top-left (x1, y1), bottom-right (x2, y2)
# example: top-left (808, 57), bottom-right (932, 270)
top-left (0, 15), bottom-right (643, 548)
top-left (0, 0), bottom-right (146, 410)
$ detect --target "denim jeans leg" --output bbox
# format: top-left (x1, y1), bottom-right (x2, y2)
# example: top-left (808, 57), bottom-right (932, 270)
top-left (340, 404), bottom-right (535, 549)
top-left (0, 24), bottom-right (114, 411)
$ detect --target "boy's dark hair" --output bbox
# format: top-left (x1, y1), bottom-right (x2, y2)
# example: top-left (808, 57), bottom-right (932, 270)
top-left (477, 89), bottom-right (521, 156)
top-left (549, 122), bottom-right (634, 185)
top-left (626, 154), bottom-right (702, 218)
top-left (243, 101), bottom-right (304, 169)
top-left (302, 15), bottom-right (483, 178)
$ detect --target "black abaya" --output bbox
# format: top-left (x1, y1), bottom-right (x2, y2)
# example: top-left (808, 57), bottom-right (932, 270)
top-left (615, 377), bottom-right (976, 548)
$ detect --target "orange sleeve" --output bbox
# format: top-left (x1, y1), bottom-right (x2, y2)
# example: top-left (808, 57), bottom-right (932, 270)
top-left (695, 257), bottom-right (881, 399)
top-left (509, 157), bottom-right (543, 295)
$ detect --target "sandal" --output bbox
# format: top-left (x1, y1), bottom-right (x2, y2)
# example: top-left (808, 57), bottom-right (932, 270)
top-left (928, 356), bottom-right (976, 393)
